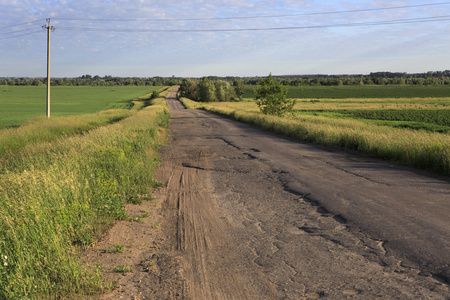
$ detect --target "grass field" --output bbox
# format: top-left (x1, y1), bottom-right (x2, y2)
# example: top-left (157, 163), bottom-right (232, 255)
top-left (242, 85), bottom-right (450, 99)
top-left (180, 95), bottom-right (450, 175)
top-left (0, 86), bottom-right (161, 129)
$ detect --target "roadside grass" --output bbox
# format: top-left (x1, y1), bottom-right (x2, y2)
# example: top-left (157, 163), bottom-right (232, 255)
top-left (0, 110), bottom-right (132, 162)
top-left (180, 97), bottom-right (450, 176)
top-left (0, 86), bottom-right (162, 129)
top-left (0, 92), bottom-right (170, 299)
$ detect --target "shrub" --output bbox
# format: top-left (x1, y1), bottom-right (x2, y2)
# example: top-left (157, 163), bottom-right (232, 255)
top-left (255, 73), bottom-right (295, 116)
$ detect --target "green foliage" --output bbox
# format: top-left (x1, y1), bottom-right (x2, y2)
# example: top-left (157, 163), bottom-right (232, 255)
top-left (179, 78), bottom-right (235, 102)
top-left (255, 73), bottom-right (295, 116)
top-left (105, 243), bottom-right (125, 254)
top-left (198, 77), bottom-right (217, 102)
top-left (179, 78), bottom-right (198, 100)
top-left (234, 79), bottom-right (244, 100)
top-left (215, 80), bottom-right (234, 102)
top-left (294, 109), bottom-right (450, 133)
top-left (0, 75), bottom-right (182, 87)
top-left (112, 265), bottom-right (133, 273)
top-left (150, 90), bottom-right (160, 99)
top-left (341, 109), bottom-right (450, 126)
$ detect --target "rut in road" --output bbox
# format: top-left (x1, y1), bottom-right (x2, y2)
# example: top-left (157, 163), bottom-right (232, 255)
top-left (146, 89), bottom-right (449, 299)
top-left (157, 145), bottom-right (280, 299)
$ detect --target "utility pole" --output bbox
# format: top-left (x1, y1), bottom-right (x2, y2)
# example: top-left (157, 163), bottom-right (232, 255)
top-left (43, 18), bottom-right (55, 118)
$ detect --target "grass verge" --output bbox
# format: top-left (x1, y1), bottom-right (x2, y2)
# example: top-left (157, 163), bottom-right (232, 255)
top-left (0, 95), bottom-right (169, 298)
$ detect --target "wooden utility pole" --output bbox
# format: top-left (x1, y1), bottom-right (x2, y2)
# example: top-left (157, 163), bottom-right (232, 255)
top-left (43, 19), bottom-right (54, 118)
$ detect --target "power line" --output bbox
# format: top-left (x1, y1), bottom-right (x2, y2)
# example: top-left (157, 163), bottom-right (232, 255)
top-left (57, 15), bottom-right (450, 33)
top-left (0, 27), bottom-right (43, 36)
top-left (0, 19), bottom-right (45, 30)
top-left (0, 30), bottom-right (42, 40)
top-left (1, 2), bottom-right (448, 39)
top-left (52, 2), bottom-right (450, 22)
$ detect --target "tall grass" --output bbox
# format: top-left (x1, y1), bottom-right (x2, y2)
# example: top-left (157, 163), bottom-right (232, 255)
top-left (180, 98), bottom-right (450, 176)
top-left (0, 97), bottom-right (169, 299)
top-left (0, 110), bottom-right (132, 160)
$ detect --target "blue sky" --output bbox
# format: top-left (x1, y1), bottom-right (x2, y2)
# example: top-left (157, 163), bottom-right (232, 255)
top-left (1, 0), bottom-right (449, 77)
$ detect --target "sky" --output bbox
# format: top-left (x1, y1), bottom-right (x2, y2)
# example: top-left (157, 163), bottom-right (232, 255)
top-left (0, 0), bottom-right (449, 78)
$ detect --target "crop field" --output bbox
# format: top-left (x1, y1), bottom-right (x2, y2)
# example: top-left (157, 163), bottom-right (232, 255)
top-left (0, 86), bottom-right (160, 129)
top-left (291, 97), bottom-right (450, 133)
top-left (181, 93), bottom-right (450, 175)
top-left (242, 85), bottom-right (450, 99)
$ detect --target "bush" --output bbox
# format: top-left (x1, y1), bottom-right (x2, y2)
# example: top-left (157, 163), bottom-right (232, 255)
top-left (255, 73), bottom-right (295, 116)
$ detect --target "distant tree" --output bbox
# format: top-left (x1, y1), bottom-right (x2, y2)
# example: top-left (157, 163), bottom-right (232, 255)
top-left (198, 77), bottom-right (217, 102)
top-left (179, 78), bottom-right (199, 99)
top-left (255, 73), bottom-right (295, 116)
top-left (233, 79), bottom-right (244, 100)
top-left (214, 80), bottom-right (234, 102)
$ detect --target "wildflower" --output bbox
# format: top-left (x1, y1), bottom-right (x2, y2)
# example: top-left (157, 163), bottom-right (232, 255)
top-left (3, 262), bottom-right (7, 267)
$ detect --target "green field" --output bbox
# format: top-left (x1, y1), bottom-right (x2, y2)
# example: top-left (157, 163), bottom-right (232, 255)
top-left (291, 97), bottom-right (450, 133)
top-left (0, 86), bottom-right (160, 129)
top-left (242, 85), bottom-right (450, 99)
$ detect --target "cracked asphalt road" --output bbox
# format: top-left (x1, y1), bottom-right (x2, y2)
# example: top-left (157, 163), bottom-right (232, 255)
top-left (151, 89), bottom-right (450, 299)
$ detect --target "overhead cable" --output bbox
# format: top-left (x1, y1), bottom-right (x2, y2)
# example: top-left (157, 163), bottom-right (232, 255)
top-left (0, 19), bottom-right (46, 30)
top-left (57, 15), bottom-right (450, 33)
top-left (0, 30), bottom-right (42, 40)
top-left (0, 27), bottom-right (43, 36)
top-left (51, 2), bottom-right (450, 22)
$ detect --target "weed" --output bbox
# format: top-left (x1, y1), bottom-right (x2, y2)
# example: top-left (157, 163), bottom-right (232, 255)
top-left (152, 221), bottom-right (160, 229)
top-left (105, 243), bottom-right (125, 254)
top-left (112, 265), bottom-right (133, 273)
top-left (140, 259), bottom-right (156, 272)
top-left (130, 211), bottom-right (151, 223)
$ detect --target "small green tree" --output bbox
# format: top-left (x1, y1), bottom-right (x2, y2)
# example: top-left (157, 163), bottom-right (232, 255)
top-left (179, 78), bottom-right (199, 100)
top-left (198, 77), bottom-right (217, 102)
top-left (234, 79), bottom-right (244, 100)
top-left (214, 80), bottom-right (234, 102)
top-left (255, 73), bottom-right (295, 116)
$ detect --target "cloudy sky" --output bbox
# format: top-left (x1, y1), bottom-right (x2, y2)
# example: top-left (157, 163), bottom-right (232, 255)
top-left (1, 0), bottom-right (449, 77)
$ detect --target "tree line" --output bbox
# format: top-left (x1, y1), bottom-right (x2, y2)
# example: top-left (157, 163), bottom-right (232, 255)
top-left (273, 71), bottom-right (450, 86)
top-left (0, 75), bottom-right (182, 87)
top-left (1, 71), bottom-right (450, 87)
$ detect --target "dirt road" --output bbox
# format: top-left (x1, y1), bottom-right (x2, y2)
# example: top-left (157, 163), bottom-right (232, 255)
top-left (98, 89), bottom-right (449, 299)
